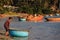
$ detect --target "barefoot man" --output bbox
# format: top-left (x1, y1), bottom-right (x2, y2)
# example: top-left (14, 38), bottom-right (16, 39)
top-left (4, 17), bottom-right (12, 36)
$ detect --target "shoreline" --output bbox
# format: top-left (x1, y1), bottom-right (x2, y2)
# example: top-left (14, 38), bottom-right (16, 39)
top-left (0, 30), bottom-right (13, 40)
top-left (0, 22), bottom-right (60, 40)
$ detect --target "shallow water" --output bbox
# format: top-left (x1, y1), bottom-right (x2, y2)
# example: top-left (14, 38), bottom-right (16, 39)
top-left (0, 17), bottom-right (60, 40)
top-left (13, 37), bottom-right (28, 40)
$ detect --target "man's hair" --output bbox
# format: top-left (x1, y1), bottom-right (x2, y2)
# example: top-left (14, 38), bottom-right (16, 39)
top-left (9, 17), bottom-right (12, 19)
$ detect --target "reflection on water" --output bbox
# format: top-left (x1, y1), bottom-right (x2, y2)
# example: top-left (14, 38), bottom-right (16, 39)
top-left (13, 37), bottom-right (28, 40)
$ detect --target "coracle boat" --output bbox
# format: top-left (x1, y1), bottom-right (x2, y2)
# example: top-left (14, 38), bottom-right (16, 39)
top-left (20, 18), bottom-right (26, 21)
top-left (9, 28), bottom-right (29, 37)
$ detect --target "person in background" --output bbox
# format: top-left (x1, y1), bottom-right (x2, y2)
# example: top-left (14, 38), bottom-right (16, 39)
top-left (4, 17), bottom-right (12, 36)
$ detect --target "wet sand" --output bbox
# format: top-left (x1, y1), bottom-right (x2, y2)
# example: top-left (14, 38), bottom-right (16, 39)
top-left (0, 31), bottom-right (13, 40)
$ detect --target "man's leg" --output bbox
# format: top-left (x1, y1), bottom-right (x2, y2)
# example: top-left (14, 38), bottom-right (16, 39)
top-left (5, 31), bottom-right (9, 36)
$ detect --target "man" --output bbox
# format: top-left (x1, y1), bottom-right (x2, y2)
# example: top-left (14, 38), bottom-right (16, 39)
top-left (4, 17), bottom-right (12, 36)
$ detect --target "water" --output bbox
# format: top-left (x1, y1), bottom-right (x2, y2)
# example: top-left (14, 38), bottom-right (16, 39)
top-left (0, 17), bottom-right (60, 40)
top-left (13, 37), bottom-right (28, 40)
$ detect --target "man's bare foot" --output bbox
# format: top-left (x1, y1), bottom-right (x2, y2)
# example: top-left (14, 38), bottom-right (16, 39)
top-left (5, 31), bottom-right (9, 36)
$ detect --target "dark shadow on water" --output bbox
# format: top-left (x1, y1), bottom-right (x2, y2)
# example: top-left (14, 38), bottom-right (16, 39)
top-left (13, 37), bottom-right (28, 40)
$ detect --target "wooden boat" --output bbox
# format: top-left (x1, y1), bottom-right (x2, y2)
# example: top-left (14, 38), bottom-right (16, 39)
top-left (9, 28), bottom-right (29, 37)
top-left (47, 18), bottom-right (60, 21)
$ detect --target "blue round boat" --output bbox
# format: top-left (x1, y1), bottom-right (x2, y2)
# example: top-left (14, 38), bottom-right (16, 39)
top-left (9, 28), bottom-right (29, 37)
top-left (20, 18), bottom-right (26, 21)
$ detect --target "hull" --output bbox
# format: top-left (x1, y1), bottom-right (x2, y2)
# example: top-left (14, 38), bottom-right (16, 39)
top-left (20, 18), bottom-right (26, 21)
top-left (47, 18), bottom-right (60, 21)
top-left (9, 28), bottom-right (29, 37)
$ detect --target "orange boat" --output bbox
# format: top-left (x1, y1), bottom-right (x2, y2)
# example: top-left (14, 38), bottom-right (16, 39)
top-left (47, 18), bottom-right (60, 21)
top-left (37, 15), bottom-right (43, 21)
top-left (27, 15), bottom-right (33, 21)
top-left (27, 14), bottom-right (43, 22)
top-left (0, 14), bottom-right (7, 18)
top-left (32, 16), bottom-right (38, 22)
top-left (31, 15), bottom-right (43, 22)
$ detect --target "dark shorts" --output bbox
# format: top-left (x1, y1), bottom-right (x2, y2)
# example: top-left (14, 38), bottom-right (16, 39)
top-left (4, 26), bottom-right (9, 32)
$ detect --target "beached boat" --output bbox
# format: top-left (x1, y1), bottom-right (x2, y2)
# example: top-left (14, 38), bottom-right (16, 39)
top-left (20, 18), bottom-right (26, 21)
top-left (47, 18), bottom-right (60, 21)
top-left (9, 28), bottom-right (29, 37)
